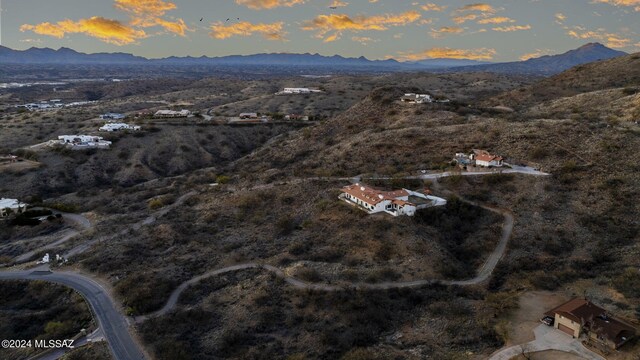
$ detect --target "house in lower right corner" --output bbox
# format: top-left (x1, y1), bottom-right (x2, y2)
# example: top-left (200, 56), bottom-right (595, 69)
top-left (543, 298), bottom-right (637, 350)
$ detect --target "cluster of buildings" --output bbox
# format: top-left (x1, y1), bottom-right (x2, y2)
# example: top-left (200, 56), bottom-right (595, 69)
top-left (99, 123), bottom-right (141, 132)
top-left (454, 149), bottom-right (504, 168)
top-left (542, 298), bottom-right (636, 351)
top-left (276, 87), bottom-right (323, 95)
top-left (400, 93), bottom-right (450, 104)
top-left (154, 109), bottom-right (191, 118)
top-left (284, 114), bottom-right (309, 121)
top-left (99, 112), bottom-right (126, 120)
top-left (0, 198), bottom-right (27, 218)
top-left (16, 100), bottom-right (97, 111)
top-left (339, 183), bottom-right (446, 217)
top-left (57, 135), bottom-right (112, 149)
top-left (401, 93), bottom-right (433, 104)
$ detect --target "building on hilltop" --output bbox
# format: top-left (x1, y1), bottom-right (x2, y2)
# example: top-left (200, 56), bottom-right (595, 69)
top-left (276, 88), bottom-right (323, 95)
top-left (239, 113), bottom-right (258, 119)
top-left (543, 298), bottom-right (636, 350)
top-left (154, 109), bottom-right (191, 118)
top-left (57, 135), bottom-right (112, 149)
top-left (100, 113), bottom-right (126, 120)
top-left (99, 123), bottom-right (141, 132)
top-left (400, 93), bottom-right (433, 104)
top-left (454, 149), bottom-right (504, 168)
top-left (339, 183), bottom-right (446, 217)
top-left (0, 198), bottom-right (27, 218)
top-left (285, 114), bottom-right (309, 121)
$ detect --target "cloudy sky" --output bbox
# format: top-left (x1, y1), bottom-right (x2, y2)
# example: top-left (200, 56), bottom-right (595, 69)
top-left (1, 0), bottom-right (639, 61)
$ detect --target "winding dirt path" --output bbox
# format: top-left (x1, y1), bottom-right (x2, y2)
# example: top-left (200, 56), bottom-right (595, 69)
top-left (142, 195), bottom-right (514, 320)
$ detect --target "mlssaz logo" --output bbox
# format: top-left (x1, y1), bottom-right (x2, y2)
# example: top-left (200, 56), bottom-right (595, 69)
top-left (34, 339), bottom-right (75, 349)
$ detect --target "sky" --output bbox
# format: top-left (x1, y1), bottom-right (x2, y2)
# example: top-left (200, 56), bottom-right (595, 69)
top-left (0, 0), bottom-right (639, 62)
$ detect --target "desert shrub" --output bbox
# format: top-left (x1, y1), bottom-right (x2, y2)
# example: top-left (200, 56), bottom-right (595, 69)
top-left (148, 198), bottom-right (164, 210)
top-left (295, 268), bottom-right (322, 282)
top-left (483, 173), bottom-right (515, 185)
top-left (622, 87), bottom-right (638, 96)
top-left (216, 175), bottom-right (231, 184)
top-left (614, 268), bottom-right (640, 298)
top-left (46, 202), bottom-right (78, 213)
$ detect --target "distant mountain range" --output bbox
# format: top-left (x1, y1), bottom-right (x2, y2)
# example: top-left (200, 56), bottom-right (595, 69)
top-left (0, 43), bottom-right (629, 75)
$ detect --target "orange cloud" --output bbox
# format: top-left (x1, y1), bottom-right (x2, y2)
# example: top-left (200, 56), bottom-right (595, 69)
top-left (20, 17), bottom-right (147, 45)
top-left (519, 49), bottom-right (552, 60)
top-left (430, 26), bottom-right (464, 38)
top-left (452, 14), bottom-right (479, 24)
top-left (235, 0), bottom-right (306, 10)
top-left (115, 0), bottom-right (189, 35)
top-left (421, 3), bottom-right (447, 12)
top-left (330, 0), bottom-right (349, 8)
top-left (566, 27), bottom-right (632, 48)
top-left (591, 0), bottom-right (640, 11)
top-left (210, 21), bottom-right (286, 40)
top-left (20, 0), bottom-right (188, 44)
top-left (301, 11), bottom-right (421, 42)
top-left (477, 16), bottom-right (514, 24)
top-left (492, 24), bottom-right (531, 32)
top-left (397, 47), bottom-right (496, 61)
top-left (454, 3), bottom-right (496, 13)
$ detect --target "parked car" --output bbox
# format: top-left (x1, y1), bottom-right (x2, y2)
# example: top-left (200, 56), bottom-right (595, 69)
top-left (541, 316), bottom-right (554, 326)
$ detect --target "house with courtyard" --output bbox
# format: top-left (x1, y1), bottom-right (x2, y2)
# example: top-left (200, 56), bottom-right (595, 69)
top-left (57, 135), bottom-right (112, 149)
top-left (99, 123), bottom-right (141, 132)
top-left (0, 198), bottom-right (27, 218)
top-left (543, 298), bottom-right (637, 350)
top-left (400, 93), bottom-right (433, 104)
top-left (454, 149), bottom-right (504, 168)
top-left (339, 183), bottom-right (446, 217)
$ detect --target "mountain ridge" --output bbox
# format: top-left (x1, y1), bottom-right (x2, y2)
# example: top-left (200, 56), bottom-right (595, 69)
top-left (0, 43), bottom-right (629, 75)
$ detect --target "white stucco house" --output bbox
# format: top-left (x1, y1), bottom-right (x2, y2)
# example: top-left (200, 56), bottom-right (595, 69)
top-left (454, 149), bottom-right (504, 168)
top-left (58, 135), bottom-right (112, 149)
top-left (100, 113), bottom-right (126, 120)
top-left (339, 183), bottom-right (446, 217)
top-left (474, 150), bottom-right (504, 167)
top-left (99, 123), bottom-right (141, 132)
top-left (0, 198), bottom-right (27, 217)
top-left (277, 88), bottom-right (323, 95)
top-left (400, 93), bottom-right (433, 104)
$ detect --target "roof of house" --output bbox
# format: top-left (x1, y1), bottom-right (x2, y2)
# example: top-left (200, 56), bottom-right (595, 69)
top-left (341, 184), bottom-right (412, 206)
top-left (0, 198), bottom-right (25, 209)
top-left (546, 299), bottom-right (637, 343)
top-left (475, 153), bottom-right (503, 162)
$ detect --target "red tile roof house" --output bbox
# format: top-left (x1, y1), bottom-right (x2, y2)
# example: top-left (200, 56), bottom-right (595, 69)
top-left (339, 183), bottom-right (444, 217)
top-left (544, 298), bottom-right (637, 350)
top-left (472, 149), bottom-right (504, 167)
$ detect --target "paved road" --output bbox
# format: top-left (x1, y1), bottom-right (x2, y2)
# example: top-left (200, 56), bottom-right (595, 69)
top-left (489, 324), bottom-right (604, 360)
top-left (14, 212), bottom-right (92, 264)
top-left (30, 329), bottom-right (104, 360)
top-left (0, 270), bottom-right (144, 360)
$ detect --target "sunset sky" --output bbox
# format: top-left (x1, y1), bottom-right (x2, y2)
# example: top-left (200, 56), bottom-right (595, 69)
top-left (1, 0), bottom-right (639, 61)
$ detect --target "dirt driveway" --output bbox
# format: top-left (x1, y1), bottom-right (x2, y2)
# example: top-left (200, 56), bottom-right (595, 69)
top-left (506, 291), bottom-right (571, 346)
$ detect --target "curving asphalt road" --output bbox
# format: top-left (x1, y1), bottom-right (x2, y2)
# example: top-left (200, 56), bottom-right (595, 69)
top-left (0, 270), bottom-right (145, 360)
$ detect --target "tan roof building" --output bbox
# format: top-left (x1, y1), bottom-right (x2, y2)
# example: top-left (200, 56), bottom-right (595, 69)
top-left (544, 298), bottom-right (636, 350)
